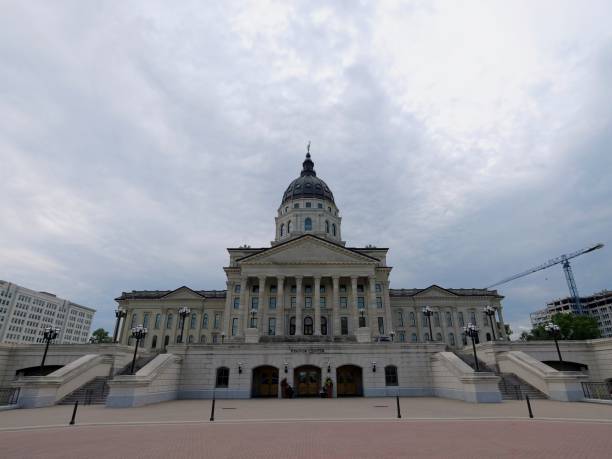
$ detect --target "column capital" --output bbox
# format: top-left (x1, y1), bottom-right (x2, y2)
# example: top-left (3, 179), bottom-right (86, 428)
top-left (276, 275), bottom-right (285, 281)
top-left (313, 275), bottom-right (322, 282)
top-left (295, 275), bottom-right (303, 282)
top-left (258, 275), bottom-right (266, 283)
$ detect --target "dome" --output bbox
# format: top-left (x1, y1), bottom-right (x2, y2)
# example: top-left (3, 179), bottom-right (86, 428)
top-left (282, 153), bottom-right (335, 204)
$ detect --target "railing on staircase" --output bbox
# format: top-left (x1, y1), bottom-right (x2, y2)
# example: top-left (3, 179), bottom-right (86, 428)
top-left (0, 387), bottom-right (20, 405)
top-left (582, 382), bottom-right (612, 400)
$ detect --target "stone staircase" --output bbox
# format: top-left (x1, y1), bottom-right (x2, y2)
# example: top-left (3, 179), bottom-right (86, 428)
top-left (116, 355), bottom-right (157, 375)
top-left (453, 351), bottom-right (547, 400)
top-left (59, 376), bottom-right (109, 405)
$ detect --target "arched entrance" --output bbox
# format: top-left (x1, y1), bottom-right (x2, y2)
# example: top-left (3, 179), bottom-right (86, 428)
top-left (294, 365), bottom-right (321, 397)
top-left (252, 365), bottom-right (279, 398)
top-left (336, 365), bottom-right (363, 397)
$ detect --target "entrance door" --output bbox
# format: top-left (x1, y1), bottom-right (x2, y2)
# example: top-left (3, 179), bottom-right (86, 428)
top-left (294, 365), bottom-right (321, 397)
top-left (252, 366), bottom-right (279, 398)
top-left (336, 365), bottom-right (363, 397)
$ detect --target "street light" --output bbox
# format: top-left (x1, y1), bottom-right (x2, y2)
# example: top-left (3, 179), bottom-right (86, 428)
top-left (130, 324), bottom-right (148, 374)
top-left (422, 306), bottom-right (434, 341)
top-left (463, 323), bottom-right (480, 371)
top-left (113, 309), bottom-right (127, 343)
top-left (178, 307), bottom-right (191, 344)
top-left (545, 322), bottom-right (563, 362)
top-left (40, 327), bottom-right (60, 375)
top-left (483, 305), bottom-right (497, 341)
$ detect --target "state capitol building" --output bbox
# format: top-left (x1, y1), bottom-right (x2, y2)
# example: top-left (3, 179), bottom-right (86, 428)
top-left (115, 152), bottom-right (508, 399)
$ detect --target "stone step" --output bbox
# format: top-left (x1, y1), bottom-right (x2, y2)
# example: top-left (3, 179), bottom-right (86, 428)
top-left (498, 373), bottom-right (547, 400)
top-left (59, 377), bottom-right (109, 405)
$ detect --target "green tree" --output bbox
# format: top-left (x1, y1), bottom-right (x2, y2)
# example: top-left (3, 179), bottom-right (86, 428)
top-left (91, 328), bottom-right (112, 343)
top-left (521, 313), bottom-right (600, 341)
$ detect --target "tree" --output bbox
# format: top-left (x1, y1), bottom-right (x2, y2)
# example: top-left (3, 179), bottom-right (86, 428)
top-left (520, 313), bottom-right (600, 341)
top-left (91, 328), bottom-right (112, 343)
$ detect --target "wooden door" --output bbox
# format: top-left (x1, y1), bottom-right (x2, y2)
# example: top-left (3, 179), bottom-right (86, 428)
top-left (295, 366), bottom-right (321, 397)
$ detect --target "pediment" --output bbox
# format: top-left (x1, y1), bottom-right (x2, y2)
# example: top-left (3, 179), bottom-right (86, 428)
top-left (414, 285), bottom-right (459, 298)
top-left (239, 236), bottom-right (378, 265)
top-left (160, 286), bottom-right (204, 300)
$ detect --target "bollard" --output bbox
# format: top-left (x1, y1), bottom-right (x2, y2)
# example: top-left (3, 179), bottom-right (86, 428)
top-left (69, 400), bottom-right (79, 425)
top-left (396, 395), bottom-right (402, 419)
top-left (525, 394), bottom-right (534, 419)
top-left (209, 396), bottom-right (216, 422)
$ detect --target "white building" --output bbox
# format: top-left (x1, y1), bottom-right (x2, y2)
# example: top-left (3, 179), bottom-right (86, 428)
top-left (531, 290), bottom-right (612, 337)
top-left (0, 280), bottom-right (95, 344)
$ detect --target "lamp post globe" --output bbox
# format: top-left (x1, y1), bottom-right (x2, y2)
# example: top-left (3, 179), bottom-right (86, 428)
top-left (463, 323), bottom-right (480, 371)
top-left (113, 309), bottom-right (127, 343)
top-left (483, 305), bottom-right (497, 341)
top-left (130, 324), bottom-right (148, 374)
top-left (178, 307), bottom-right (191, 344)
top-left (40, 327), bottom-right (60, 374)
top-left (422, 306), bottom-right (434, 341)
top-left (545, 322), bottom-right (563, 362)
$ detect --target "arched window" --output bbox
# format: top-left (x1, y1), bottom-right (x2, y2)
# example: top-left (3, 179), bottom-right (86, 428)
top-left (385, 365), bottom-right (398, 386)
top-left (424, 332), bottom-right (430, 341)
top-left (216, 367), bottom-right (229, 388)
top-left (321, 316), bottom-right (328, 335)
top-left (200, 335), bottom-right (207, 343)
top-left (151, 335), bottom-right (157, 349)
top-left (486, 332), bottom-right (492, 342)
top-left (166, 314), bottom-right (173, 329)
top-left (287, 220), bottom-right (292, 233)
top-left (280, 223), bottom-right (284, 237)
top-left (154, 314), bottom-right (161, 329)
top-left (325, 220), bottom-right (329, 233)
top-left (449, 333), bottom-right (455, 346)
top-left (188, 335), bottom-right (194, 343)
top-left (190, 313), bottom-right (197, 329)
top-left (203, 313), bottom-right (209, 329)
top-left (304, 316), bottom-right (313, 335)
top-left (289, 317), bottom-right (296, 335)
top-left (435, 332), bottom-right (443, 342)
top-left (304, 217), bottom-right (312, 231)
top-left (409, 311), bottom-right (416, 326)
top-left (332, 223), bottom-right (336, 236)
top-left (397, 311), bottom-right (404, 327)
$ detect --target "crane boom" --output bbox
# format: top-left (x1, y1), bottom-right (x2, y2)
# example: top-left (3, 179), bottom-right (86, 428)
top-left (486, 243), bottom-right (604, 289)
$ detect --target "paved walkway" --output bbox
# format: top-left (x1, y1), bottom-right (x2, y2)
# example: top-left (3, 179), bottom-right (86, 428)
top-left (1, 398), bottom-right (611, 429)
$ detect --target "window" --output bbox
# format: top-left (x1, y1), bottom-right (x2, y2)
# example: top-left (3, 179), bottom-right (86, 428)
top-left (359, 314), bottom-right (366, 328)
top-left (434, 312), bottom-right (440, 327)
top-left (397, 311), bottom-right (404, 327)
top-left (268, 318), bottom-right (276, 335)
top-left (200, 335), bottom-right (207, 343)
top-left (332, 223), bottom-right (337, 236)
top-left (305, 285), bottom-right (312, 294)
top-left (378, 317), bottom-right (385, 334)
top-left (340, 285), bottom-right (347, 293)
top-left (304, 217), bottom-right (312, 231)
top-left (376, 297), bottom-right (383, 308)
top-left (291, 285), bottom-right (297, 293)
top-left (233, 298), bottom-right (240, 309)
top-left (328, 206), bottom-right (332, 212)
top-left (318, 203), bottom-right (323, 209)
top-left (304, 317), bottom-right (313, 335)
top-left (375, 283), bottom-right (382, 293)
top-left (250, 314), bottom-right (257, 328)
top-left (320, 297), bottom-right (326, 308)
top-left (280, 224), bottom-right (284, 237)
top-left (321, 317), bottom-right (327, 335)
top-left (357, 284), bottom-right (364, 293)
top-left (294, 203), bottom-right (299, 208)
top-left (458, 312), bottom-right (464, 326)
top-left (289, 317), bottom-right (296, 335)
top-left (435, 332), bottom-right (442, 342)
top-left (202, 313), bottom-right (209, 329)
top-left (269, 297), bottom-right (276, 309)
top-left (214, 313), bottom-right (220, 329)
top-left (325, 221), bottom-right (330, 233)
top-left (143, 313), bottom-right (150, 328)
top-left (424, 332), bottom-right (430, 341)
top-left (188, 335), bottom-right (194, 343)
top-left (446, 311), bottom-right (453, 326)
top-left (411, 333), bottom-right (418, 343)
top-left (251, 297), bottom-right (259, 310)
top-left (151, 335), bottom-right (157, 349)
top-left (270, 285), bottom-right (277, 294)
top-left (385, 366), bottom-right (398, 386)
top-left (291, 296), bottom-right (296, 307)
top-left (216, 367), bottom-right (229, 388)
top-left (306, 202), bottom-right (311, 208)
top-left (409, 311), bottom-right (416, 326)
top-left (340, 297), bottom-right (348, 308)
top-left (252, 285), bottom-right (259, 293)
top-left (357, 297), bottom-right (365, 309)
top-left (341, 317), bottom-right (348, 335)
top-left (287, 221), bottom-right (292, 233)
top-left (212, 334), bottom-right (219, 344)
top-left (190, 313), bottom-right (197, 329)
top-left (449, 333), bottom-right (456, 346)
top-left (470, 312), bottom-right (477, 325)
top-left (166, 314), bottom-right (173, 329)
top-left (234, 284), bottom-right (241, 293)
top-left (231, 318), bottom-right (238, 336)
top-left (130, 313), bottom-right (137, 328)
top-left (154, 314), bottom-right (161, 329)
top-left (399, 331), bottom-right (405, 342)
top-left (305, 297), bottom-right (312, 308)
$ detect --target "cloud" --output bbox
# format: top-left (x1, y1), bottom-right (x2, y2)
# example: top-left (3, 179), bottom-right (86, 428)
top-left (1, 0), bottom-right (611, 337)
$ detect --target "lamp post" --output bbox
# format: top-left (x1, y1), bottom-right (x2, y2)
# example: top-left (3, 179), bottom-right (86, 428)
top-left (464, 323), bottom-right (480, 371)
top-left (545, 322), bottom-right (563, 362)
top-left (113, 309), bottom-right (127, 343)
top-left (130, 325), bottom-right (148, 374)
top-left (483, 305), bottom-right (496, 341)
top-left (422, 306), bottom-right (433, 341)
top-left (40, 327), bottom-right (60, 375)
top-left (178, 307), bottom-right (191, 344)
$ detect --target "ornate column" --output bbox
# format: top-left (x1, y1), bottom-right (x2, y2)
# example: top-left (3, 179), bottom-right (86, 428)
top-left (332, 276), bottom-right (340, 336)
top-left (223, 280), bottom-right (233, 337)
top-left (295, 276), bottom-right (303, 336)
top-left (240, 275), bottom-right (249, 334)
top-left (276, 276), bottom-right (285, 336)
top-left (314, 276), bottom-right (321, 336)
top-left (368, 276), bottom-right (377, 333)
top-left (350, 276), bottom-right (359, 333)
top-left (258, 276), bottom-right (266, 334)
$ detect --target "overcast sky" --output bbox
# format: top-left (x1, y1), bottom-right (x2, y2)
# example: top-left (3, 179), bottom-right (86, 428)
top-left (1, 0), bottom-right (611, 337)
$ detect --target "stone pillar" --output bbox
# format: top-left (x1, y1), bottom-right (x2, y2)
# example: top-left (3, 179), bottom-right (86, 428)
top-left (497, 305), bottom-right (507, 340)
top-left (240, 276), bottom-right (249, 334)
top-left (368, 276), bottom-right (377, 334)
top-left (295, 276), bottom-right (303, 336)
top-left (414, 305), bottom-right (423, 342)
top-left (350, 276), bottom-right (359, 333)
top-left (258, 276), bottom-right (266, 334)
top-left (383, 280), bottom-right (393, 337)
top-left (314, 276), bottom-right (321, 336)
top-left (332, 276), bottom-right (340, 337)
top-left (223, 280), bottom-right (233, 337)
top-left (276, 276), bottom-right (285, 336)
